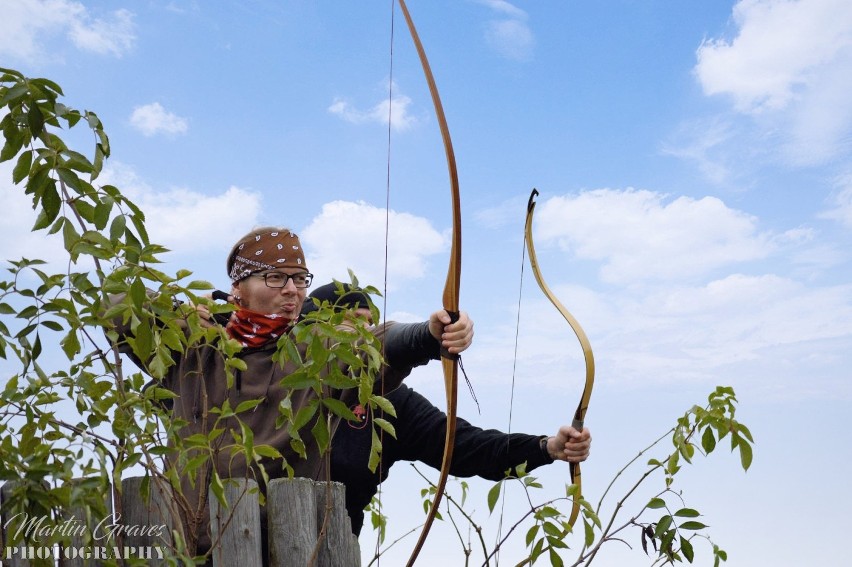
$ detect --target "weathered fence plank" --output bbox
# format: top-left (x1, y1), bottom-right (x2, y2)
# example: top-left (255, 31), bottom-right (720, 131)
top-left (209, 478), bottom-right (262, 567)
top-left (1, 481), bottom-right (32, 567)
top-left (267, 477), bottom-right (318, 567)
top-left (58, 478), bottom-right (113, 567)
top-left (118, 476), bottom-right (178, 566)
top-left (314, 482), bottom-right (360, 567)
top-left (1, 476), bottom-right (361, 567)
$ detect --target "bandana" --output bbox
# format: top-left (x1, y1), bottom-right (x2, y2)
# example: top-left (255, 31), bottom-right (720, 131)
top-left (225, 308), bottom-right (294, 348)
top-left (227, 228), bottom-right (307, 282)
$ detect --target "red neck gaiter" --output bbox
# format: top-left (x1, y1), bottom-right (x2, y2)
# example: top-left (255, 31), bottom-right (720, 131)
top-left (225, 308), bottom-right (294, 348)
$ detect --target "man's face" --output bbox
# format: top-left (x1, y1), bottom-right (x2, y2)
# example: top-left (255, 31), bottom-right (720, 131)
top-left (231, 268), bottom-right (308, 318)
top-left (353, 307), bottom-right (373, 325)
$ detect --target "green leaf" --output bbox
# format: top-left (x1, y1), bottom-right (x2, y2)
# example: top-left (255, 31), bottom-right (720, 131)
top-left (132, 323), bottom-right (153, 362)
top-left (678, 521), bottom-right (708, 531)
top-left (109, 214), bottom-right (126, 244)
top-left (33, 181), bottom-right (60, 231)
top-left (542, 520), bottom-right (561, 537)
top-left (311, 415), bottom-right (329, 454)
top-left (183, 434), bottom-right (211, 447)
top-left (62, 218), bottom-right (80, 252)
top-left (647, 497), bottom-right (666, 509)
top-left (39, 320), bottom-right (63, 331)
top-left (254, 445), bottom-right (282, 460)
top-left (187, 280), bottom-right (214, 290)
top-left (680, 535), bottom-right (695, 562)
top-left (584, 518), bottom-right (595, 547)
top-left (210, 473), bottom-right (226, 507)
top-left (291, 401), bottom-right (318, 432)
top-left (56, 167), bottom-right (82, 192)
top-left (31, 77), bottom-right (63, 96)
top-left (701, 426), bottom-right (716, 453)
top-left (487, 481), bottom-right (502, 513)
top-left (235, 398), bottom-right (264, 414)
top-left (548, 547), bottom-right (564, 567)
top-left (674, 508), bottom-right (700, 518)
top-left (738, 440), bottom-right (753, 471)
top-left (373, 417), bottom-right (396, 438)
top-left (93, 200), bottom-right (111, 230)
top-left (27, 103), bottom-right (45, 137)
top-left (654, 515), bottom-right (672, 538)
top-left (666, 451), bottom-right (680, 476)
top-left (279, 372), bottom-right (317, 390)
top-left (370, 394), bottom-right (397, 418)
top-left (60, 330), bottom-right (81, 359)
top-left (129, 278), bottom-right (146, 309)
top-left (322, 397), bottom-right (356, 420)
top-left (736, 422), bottom-right (755, 443)
top-left (12, 149), bottom-right (32, 184)
top-left (0, 81), bottom-right (28, 107)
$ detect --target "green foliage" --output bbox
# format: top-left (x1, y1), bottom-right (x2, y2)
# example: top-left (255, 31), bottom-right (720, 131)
top-left (282, 277), bottom-right (391, 469)
top-left (0, 68), bottom-right (390, 565)
top-left (368, 386), bottom-right (751, 567)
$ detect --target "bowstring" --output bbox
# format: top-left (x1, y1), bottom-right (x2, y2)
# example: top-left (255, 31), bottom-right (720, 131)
top-left (374, 0), bottom-right (397, 564)
top-left (493, 215), bottom-right (528, 565)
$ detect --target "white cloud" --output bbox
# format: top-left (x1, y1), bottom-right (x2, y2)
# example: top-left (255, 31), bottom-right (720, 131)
top-left (694, 0), bottom-right (852, 165)
top-left (68, 7), bottom-right (134, 57)
top-left (99, 163), bottom-right (262, 257)
top-left (819, 172), bottom-right (852, 227)
top-left (129, 103), bottom-right (189, 137)
top-left (0, 158), bottom-right (261, 293)
top-left (476, 0), bottom-right (534, 61)
top-left (469, 270), bottom-right (852, 396)
top-left (476, 0), bottom-right (527, 19)
top-left (605, 274), bottom-right (852, 382)
top-left (328, 81), bottom-right (417, 132)
top-left (0, 0), bottom-right (135, 63)
top-left (484, 19), bottom-right (534, 62)
top-left (696, 0), bottom-right (852, 112)
top-left (533, 189), bottom-right (773, 283)
top-left (473, 194), bottom-right (528, 229)
top-left (660, 118), bottom-right (736, 185)
top-left (300, 200), bottom-right (446, 291)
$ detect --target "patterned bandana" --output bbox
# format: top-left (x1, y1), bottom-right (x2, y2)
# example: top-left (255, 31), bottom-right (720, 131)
top-left (225, 308), bottom-right (294, 348)
top-left (227, 228), bottom-right (307, 282)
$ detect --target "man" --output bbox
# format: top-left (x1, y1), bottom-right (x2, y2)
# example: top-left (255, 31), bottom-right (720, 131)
top-left (116, 227), bottom-right (474, 554)
top-left (303, 282), bottom-right (592, 535)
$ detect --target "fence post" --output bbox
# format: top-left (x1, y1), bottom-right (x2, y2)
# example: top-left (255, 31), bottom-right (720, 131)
top-left (208, 478), bottom-right (262, 567)
top-left (266, 478), bottom-right (318, 567)
top-left (1, 481), bottom-right (31, 567)
top-left (57, 478), bottom-right (113, 567)
top-left (2, 477), bottom-right (362, 566)
top-left (119, 476), bottom-right (179, 566)
top-left (314, 482), bottom-right (360, 567)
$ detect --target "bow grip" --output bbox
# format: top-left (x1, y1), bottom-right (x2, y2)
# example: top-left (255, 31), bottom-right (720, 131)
top-left (439, 309), bottom-right (460, 361)
top-left (212, 289), bottom-right (230, 302)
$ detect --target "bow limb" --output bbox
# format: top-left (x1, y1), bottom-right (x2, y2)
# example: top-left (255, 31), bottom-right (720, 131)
top-left (397, 1), bottom-right (461, 564)
top-left (524, 188), bottom-right (594, 528)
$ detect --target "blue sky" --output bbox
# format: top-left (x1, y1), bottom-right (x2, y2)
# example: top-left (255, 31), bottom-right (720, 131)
top-left (2, 1), bottom-right (851, 565)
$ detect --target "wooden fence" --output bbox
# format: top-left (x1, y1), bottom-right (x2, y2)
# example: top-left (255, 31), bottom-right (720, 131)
top-left (0, 476), bottom-right (360, 567)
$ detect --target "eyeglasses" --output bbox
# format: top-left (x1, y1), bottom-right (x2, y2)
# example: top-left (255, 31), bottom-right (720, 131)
top-left (251, 272), bottom-right (314, 289)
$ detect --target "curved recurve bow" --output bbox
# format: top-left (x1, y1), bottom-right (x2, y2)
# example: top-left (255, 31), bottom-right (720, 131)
top-left (525, 188), bottom-right (594, 528)
top-left (396, 1), bottom-right (461, 564)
